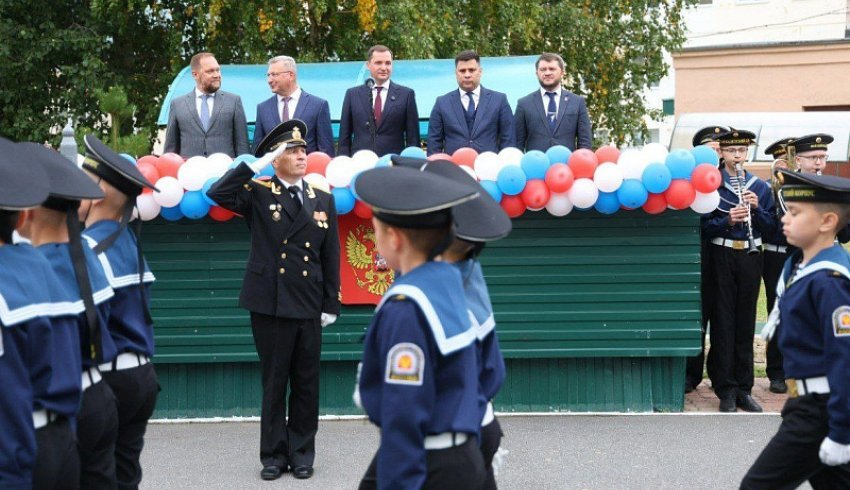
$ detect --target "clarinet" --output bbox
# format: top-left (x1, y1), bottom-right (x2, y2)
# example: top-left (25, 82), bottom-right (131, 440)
top-left (734, 162), bottom-right (761, 256)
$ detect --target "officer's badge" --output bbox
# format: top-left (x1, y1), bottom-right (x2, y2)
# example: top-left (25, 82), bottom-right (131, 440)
top-left (832, 306), bottom-right (850, 337)
top-left (314, 210), bottom-right (328, 228)
top-left (385, 342), bottom-right (424, 386)
top-left (270, 203), bottom-right (282, 221)
top-left (305, 185), bottom-right (316, 200)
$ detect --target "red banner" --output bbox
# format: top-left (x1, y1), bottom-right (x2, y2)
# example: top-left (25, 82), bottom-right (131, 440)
top-left (337, 214), bottom-right (395, 305)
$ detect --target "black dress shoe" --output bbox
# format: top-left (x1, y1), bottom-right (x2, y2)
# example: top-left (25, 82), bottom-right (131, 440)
top-left (261, 465), bottom-right (282, 480)
top-left (292, 465), bottom-right (314, 479)
top-left (736, 394), bottom-right (763, 413)
top-left (685, 383), bottom-right (695, 394)
top-left (719, 396), bottom-right (736, 412)
top-left (769, 379), bottom-right (788, 394)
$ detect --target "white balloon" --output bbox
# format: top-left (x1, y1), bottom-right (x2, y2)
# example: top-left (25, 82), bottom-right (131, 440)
top-left (205, 153), bottom-right (232, 180)
top-left (177, 156), bottom-right (208, 191)
top-left (497, 147), bottom-right (524, 167)
top-left (325, 156), bottom-right (356, 188)
top-left (304, 173), bottom-right (330, 193)
top-left (207, 152), bottom-right (233, 167)
top-left (642, 142), bottom-right (669, 165)
top-left (153, 176), bottom-right (184, 208)
top-left (567, 178), bottom-right (599, 209)
top-left (136, 193), bottom-right (162, 221)
top-left (474, 152), bottom-right (501, 181)
top-left (545, 191), bottom-right (574, 217)
top-left (352, 150), bottom-right (379, 171)
top-left (690, 191), bottom-right (721, 214)
top-left (593, 162), bottom-right (624, 193)
top-left (617, 148), bottom-right (646, 180)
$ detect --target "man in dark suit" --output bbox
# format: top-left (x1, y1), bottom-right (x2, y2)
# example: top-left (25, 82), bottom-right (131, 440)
top-left (253, 56), bottom-right (335, 156)
top-left (164, 52), bottom-right (250, 158)
top-left (514, 53), bottom-right (592, 152)
top-left (207, 120), bottom-right (341, 481)
top-left (427, 50), bottom-right (515, 155)
top-left (338, 45), bottom-right (420, 157)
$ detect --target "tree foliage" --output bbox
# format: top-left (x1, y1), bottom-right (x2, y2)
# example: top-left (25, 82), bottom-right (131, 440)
top-left (0, 0), bottom-right (695, 149)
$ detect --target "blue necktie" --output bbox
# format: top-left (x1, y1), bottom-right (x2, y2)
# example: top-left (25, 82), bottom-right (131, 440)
top-left (465, 91), bottom-right (476, 131)
top-left (546, 92), bottom-right (557, 132)
top-left (200, 94), bottom-right (211, 132)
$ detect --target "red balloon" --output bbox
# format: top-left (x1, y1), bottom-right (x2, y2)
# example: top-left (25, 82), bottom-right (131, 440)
top-left (452, 147), bottom-right (478, 168)
top-left (353, 200), bottom-right (373, 219)
top-left (642, 193), bottom-right (667, 215)
top-left (156, 153), bottom-right (183, 179)
top-left (691, 163), bottom-right (722, 193)
top-left (427, 152), bottom-right (453, 162)
top-left (306, 151), bottom-right (332, 176)
top-left (544, 163), bottom-right (575, 193)
top-left (137, 155), bottom-right (158, 167)
top-left (521, 179), bottom-right (550, 209)
top-left (664, 179), bottom-right (696, 210)
top-left (137, 163), bottom-right (160, 194)
top-left (595, 145), bottom-right (621, 164)
top-left (500, 194), bottom-right (526, 218)
top-left (567, 149), bottom-right (598, 179)
top-left (209, 206), bottom-right (235, 222)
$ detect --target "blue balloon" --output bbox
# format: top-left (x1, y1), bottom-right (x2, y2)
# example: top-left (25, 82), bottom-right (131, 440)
top-left (496, 165), bottom-right (527, 196)
top-left (259, 163), bottom-right (275, 177)
top-left (594, 191), bottom-right (620, 215)
top-left (617, 179), bottom-right (649, 208)
top-left (665, 149), bottom-right (697, 180)
top-left (201, 178), bottom-right (219, 206)
top-left (642, 162), bottom-right (673, 194)
top-left (691, 145), bottom-right (720, 167)
top-left (180, 190), bottom-right (211, 219)
top-left (332, 187), bottom-right (356, 215)
top-left (160, 205), bottom-right (184, 221)
top-left (232, 154), bottom-right (258, 169)
top-left (521, 150), bottom-right (550, 179)
top-left (376, 153), bottom-right (396, 167)
top-left (400, 146), bottom-right (426, 159)
top-left (120, 153), bottom-right (136, 164)
top-left (546, 145), bottom-right (572, 164)
top-left (479, 180), bottom-right (502, 203)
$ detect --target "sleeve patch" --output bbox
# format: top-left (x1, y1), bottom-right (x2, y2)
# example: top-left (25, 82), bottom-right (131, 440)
top-left (832, 306), bottom-right (850, 337)
top-left (385, 342), bottom-right (424, 386)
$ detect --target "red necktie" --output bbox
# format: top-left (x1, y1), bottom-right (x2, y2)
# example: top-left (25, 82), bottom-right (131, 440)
top-left (374, 86), bottom-right (383, 125)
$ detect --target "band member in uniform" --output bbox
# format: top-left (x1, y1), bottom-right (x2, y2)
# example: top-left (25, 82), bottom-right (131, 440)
top-left (702, 128), bottom-right (776, 412)
top-left (353, 166), bottom-right (486, 489)
top-left (686, 126), bottom-right (727, 393)
top-left (207, 120), bottom-right (341, 481)
top-left (741, 170), bottom-right (850, 489)
top-left (80, 136), bottom-right (159, 490)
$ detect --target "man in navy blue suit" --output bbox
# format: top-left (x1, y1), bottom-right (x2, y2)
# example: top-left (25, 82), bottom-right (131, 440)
top-left (338, 45), bottom-right (420, 157)
top-left (514, 53), bottom-right (592, 152)
top-left (253, 56), bottom-right (335, 156)
top-left (427, 50), bottom-right (515, 155)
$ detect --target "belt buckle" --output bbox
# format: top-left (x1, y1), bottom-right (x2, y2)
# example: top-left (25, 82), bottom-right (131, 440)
top-left (732, 240), bottom-right (745, 250)
top-left (787, 379), bottom-right (798, 398)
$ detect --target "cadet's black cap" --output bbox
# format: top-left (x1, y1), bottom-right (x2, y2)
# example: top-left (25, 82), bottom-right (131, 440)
top-left (0, 138), bottom-right (50, 210)
top-left (788, 133), bottom-right (833, 155)
top-left (692, 126), bottom-right (727, 147)
top-left (254, 119), bottom-right (308, 157)
top-left (717, 127), bottom-right (757, 147)
top-left (18, 142), bottom-right (104, 210)
top-left (421, 160), bottom-right (511, 242)
top-left (390, 155), bottom-right (427, 170)
top-left (776, 169), bottom-right (850, 204)
top-left (764, 137), bottom-right (796, 158)
top-left (353, 166), bottom-right (479, 229)
top-left (82, 135), bottom-right (157, 197)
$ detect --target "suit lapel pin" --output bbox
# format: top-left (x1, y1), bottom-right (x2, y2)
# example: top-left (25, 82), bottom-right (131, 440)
top-left (390, 96), bottom-right (396, 101)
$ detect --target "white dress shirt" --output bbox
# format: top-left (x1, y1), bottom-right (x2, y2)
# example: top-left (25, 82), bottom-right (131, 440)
top-left (540, 87), bottom-right (563, 116)
top-left (195, 88), bottom-right (216, 118)
top-left (278, 87), bottom-right (302, 121)
top-left (459, 86), bottom-right (481, 111)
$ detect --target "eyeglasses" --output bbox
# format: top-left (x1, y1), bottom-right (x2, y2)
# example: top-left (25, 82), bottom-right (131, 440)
top-left (266, 71), bottom-right (293, 78)
top-left (797, 154), bottom-right (829, 163)
top-left (721, 148), bottom-right (748, 155)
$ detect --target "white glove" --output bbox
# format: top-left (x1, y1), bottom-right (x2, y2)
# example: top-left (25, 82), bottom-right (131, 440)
top-left (819, 437), bottom-right (850, 466)
top-left (247, 143), bottom-right (287, 173)
top-left (760, 302), bottom-right (780, 341)
top-left (320, 312), bottom-right (337, 328)
top-left (492, 447), bottom-right (509, 477)
top-left (352, 362), bottom-right (363, 410)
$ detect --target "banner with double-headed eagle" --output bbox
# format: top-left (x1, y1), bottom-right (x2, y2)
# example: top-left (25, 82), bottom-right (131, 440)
top-left (338, 214), bottom-right (395, 305)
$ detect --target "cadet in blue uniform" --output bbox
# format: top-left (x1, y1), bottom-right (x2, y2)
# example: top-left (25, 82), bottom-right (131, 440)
top-left (353, 166), bottom-right (486, 490)
top-left (701, 128), bottom-right (777, 412)
top-left (686, 125), bottom-right (727, 393)
top-left (80, 135), bottom-right (158, 490)
top-left (0, 140), bottom-right (52, 490)
top-left (761, 137), bottom-right (796, 394)
top-left (207, 120), bottom-right (341, 481)
top-left (741, 170), bottom-right (850, 489)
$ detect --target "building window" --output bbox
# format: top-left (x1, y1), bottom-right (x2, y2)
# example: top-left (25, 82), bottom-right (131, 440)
top-left (662, 99), bottom-right (675, 116)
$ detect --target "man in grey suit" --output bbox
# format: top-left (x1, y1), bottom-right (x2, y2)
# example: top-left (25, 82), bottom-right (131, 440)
top-left (164, 52), bottom-right (250, 158)
top-left (515, 53), bottom-right (592, 152)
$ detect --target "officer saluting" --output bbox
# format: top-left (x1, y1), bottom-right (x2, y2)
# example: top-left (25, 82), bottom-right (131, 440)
top-left (207, 120), bottom-right (341, 481)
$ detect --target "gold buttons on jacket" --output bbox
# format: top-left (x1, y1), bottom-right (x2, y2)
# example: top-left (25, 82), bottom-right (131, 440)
top-left (279, 268), bottom-right (285, 274)
top-left (302, 271), bottom-right (308, 277)
top-left (303, 256), bottom-right (309, 262)
top-left (305, 242), bottom-right (310, 248)
top-left (281, 253), bottom-right (287, 259)
top-left (283, 239), bottom-right (288, 245)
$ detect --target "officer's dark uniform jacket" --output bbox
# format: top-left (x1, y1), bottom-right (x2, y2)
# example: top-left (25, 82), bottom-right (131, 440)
top-left (359, 261), bottom-right (480, 489)
top-left (207, 162), bottom-right (341, 318)
top-left (702, 169), bottom-right (777, 241)
top-left (83, 222), bottom-right (155, 357)
top-left (776, 245), bottom-right (850, 443)
top-left (0, 244), bottom-right (68, 489)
